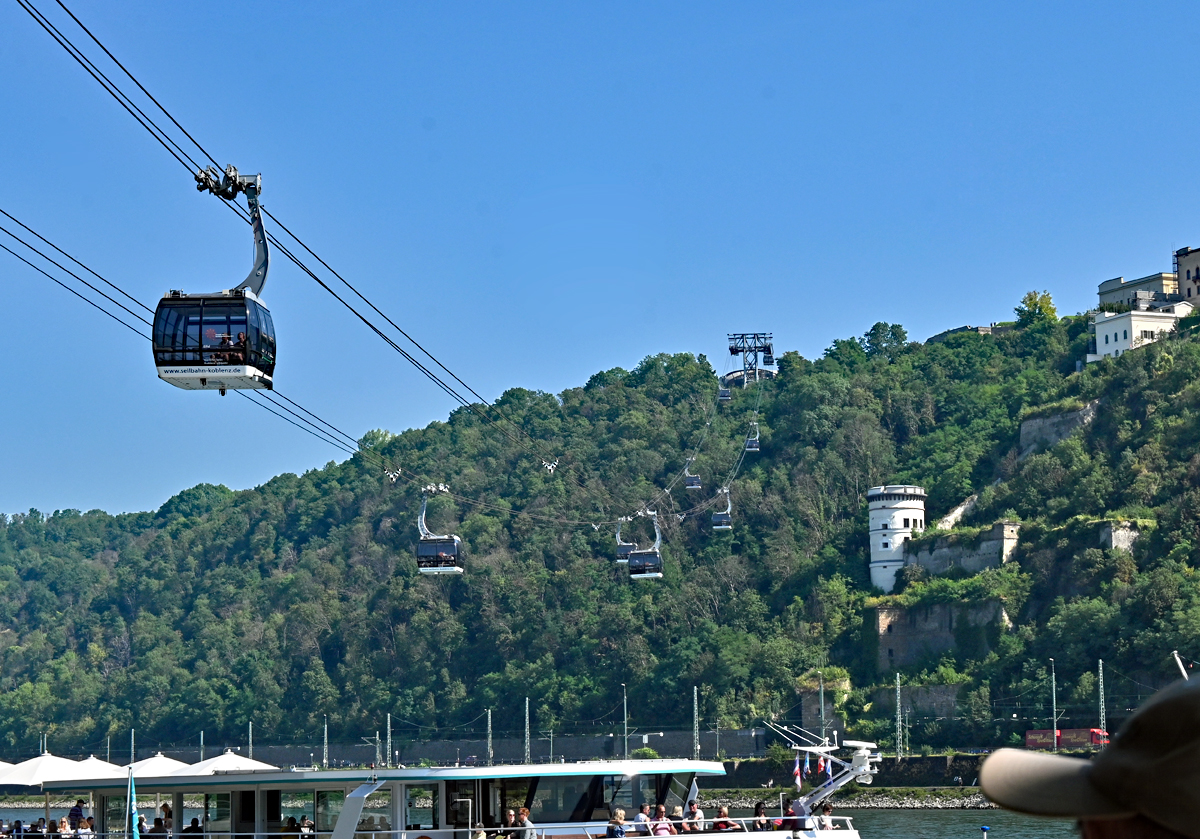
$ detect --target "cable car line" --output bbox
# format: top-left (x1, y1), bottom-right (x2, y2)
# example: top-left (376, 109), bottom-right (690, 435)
top-left (0, 208), bottom-right (153, 315)
top-left (0, 240), bottom-right (148, 340)
top-left (49, 0), bottom-right (224, 172)
top-left (17, 0), bottom-right (614, 511)
top-left (14, 3), bottom-right (771, 543)
top-left (14, 0), bottom-right (206, 175)
top-left (1, 209), bottom-right (762, 535)
top-left (0, 220), bottom-right (153, 328)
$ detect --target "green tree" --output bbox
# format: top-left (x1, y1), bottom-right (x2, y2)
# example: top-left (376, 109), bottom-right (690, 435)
top-left (1015, 290), bottom-right (1058, 326)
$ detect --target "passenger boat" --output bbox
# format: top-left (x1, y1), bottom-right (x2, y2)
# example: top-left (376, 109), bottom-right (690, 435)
top-left (44, 742), bottom-right (878, 839)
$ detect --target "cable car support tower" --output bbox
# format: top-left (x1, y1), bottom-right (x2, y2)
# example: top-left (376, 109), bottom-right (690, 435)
top-left (727, 333), bottom-right (775, 388)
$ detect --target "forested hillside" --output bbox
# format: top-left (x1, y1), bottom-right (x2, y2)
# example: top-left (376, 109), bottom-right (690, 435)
top-left (4, 306), bottom-right (1200, 757)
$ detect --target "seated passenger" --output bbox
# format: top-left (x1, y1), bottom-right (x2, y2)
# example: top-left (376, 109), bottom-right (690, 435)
top-left (147, 818), bottom-right (168, 835)
top-left (182, 818), bottom-right (204, 834)
top-left (712, 807), bottom-right (743, 832)
top-left (750, 803), bottom-right (770, 832)
top-left (680, 801), bottom-right (704, 833)
top-left (649, 805), bottom-right (675, 836)
top-left (668, 807), bottom-right (685, 834)
top-left (606, 809), bottom-right (627, 839)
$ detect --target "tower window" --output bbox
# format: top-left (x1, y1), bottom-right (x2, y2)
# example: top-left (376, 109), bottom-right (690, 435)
top-left (887, 624), bottom-right (893, 634)
top-left (1123, 329), bottom-right (1127, 340)
top-left (881, 542), bottom-right (890, 550)
top-left (903, 517), bottom-right (910, 527)
top-left (881, 522), bottom-right (888, 530)
top-left (888, 649), bottom-right (894, 658)
top-left (1105, 334), bottom-right (1109, 344)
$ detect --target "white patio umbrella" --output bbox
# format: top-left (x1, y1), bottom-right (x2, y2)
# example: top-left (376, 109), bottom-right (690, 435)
top-left (129, 752), bottom-right (190, 777)
top-left (0, 752), bottom-right (100, 785)
top-left (171, 749), bottom-right (276, 775)
top-left (75, 756), bottom-right (126, 779)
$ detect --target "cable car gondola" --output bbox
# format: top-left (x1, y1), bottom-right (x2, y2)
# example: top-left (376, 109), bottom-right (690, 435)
top-left (615, 520), bottom-right (636, 564)
top-left (745, 421), bottom-right (760, 453)
top-left (718, 388), bottom-right (732, 403)
top-left (628, 512), bottom-right (663, 580)
top-left (712, 487), bottom-right (732, 531)
top-left (152, 167), bottom-right (276, 394)
top-left (416, 492), bottom-right (464, 575)
top-left (684, 459), bottom-right (701, 491)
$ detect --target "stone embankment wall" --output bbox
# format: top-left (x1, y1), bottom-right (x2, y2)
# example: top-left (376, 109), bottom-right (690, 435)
top-left (1018, 400), bottom-right (1099, 460)
top-left (875, 601), bottom-right (1009, 671)
top-left (903, 521), bottom-right (1019, 575)
top-left (699, 755), bottom-right (988, 790)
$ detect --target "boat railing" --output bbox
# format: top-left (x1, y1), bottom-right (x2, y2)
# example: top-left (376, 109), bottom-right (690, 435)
top-left (74, 817), bottom-right (856, 839)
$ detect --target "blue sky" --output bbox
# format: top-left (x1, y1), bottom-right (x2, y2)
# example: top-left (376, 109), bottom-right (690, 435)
top-left (1, 0), bottom-right (1197, 515)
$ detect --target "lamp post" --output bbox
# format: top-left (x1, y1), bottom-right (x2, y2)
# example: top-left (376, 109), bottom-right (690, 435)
top-left (622, 683), bottom-right (628, 759)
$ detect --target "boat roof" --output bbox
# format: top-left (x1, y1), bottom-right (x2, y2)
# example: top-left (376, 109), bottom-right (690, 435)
top-left (43, 758), bottom-right (725, 793)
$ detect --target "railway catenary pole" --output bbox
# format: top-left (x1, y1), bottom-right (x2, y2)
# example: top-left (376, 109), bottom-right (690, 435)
top-left (323, 715), bottom-right (328, 768)
top-left (386, 714), bottom-right (392, 768)
top-left (895, 673), bottom-right (902, 759)
top-left (525, 698), bottom-right (530, 764)
top-left (487, 709), bottom-right (493, 766)
top-left (1098, 660), bottom-right (1106, 744)
top-left (1050, 658), bottom-right (1057, 753)
top-left (692, 687), bottom-right (699, 760)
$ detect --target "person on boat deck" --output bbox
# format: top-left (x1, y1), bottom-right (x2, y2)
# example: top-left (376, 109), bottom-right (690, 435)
top-left (606, 809), bottom-right (628, 838)
top-left (633, 803), bottom-right (651, 836)
top-left (182, 819), bottom-right (203, 834)
top-left (495, 810), bottom-right (518, 838)
top-left (516, 807), bottom-right (535, 839)
top-left (473, 823), bottom-right (488, 839)
top-left (980, 678), bottom-right (1200, 839)
top-left (161, 804), bottom-right (173, 833)
top-left (680, 801), bottom-right (705, 832)
top-left (787, 797), bottom-right (811, 831)
top-left (650, 805), bottom-right (676, 836)
top-left (750, 803), bottom-right (770, 832)
top-left (67, 801), bottom-right (85, 831)
top-left (147, 818), bottom-right (168, 836)
top-left (818, 804), bottom-right (838, 830)
top-left (711, 807), bottom-right (743, 831)
top-left (668, 806), bottom-right (685, 834)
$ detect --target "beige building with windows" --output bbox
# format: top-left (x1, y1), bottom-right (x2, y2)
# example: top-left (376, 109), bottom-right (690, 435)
top-left (1087, 254), bottom-right (1196, 363)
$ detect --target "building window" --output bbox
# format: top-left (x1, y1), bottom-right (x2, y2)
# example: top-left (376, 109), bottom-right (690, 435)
top-left (903, 518), bottom-right (910, 527)
top-left (1123, 329), bottom-right (1128, 340)
top-left (887, 624), bottom-right (893, 634)
top-left (1105, 334), bottom-right (1109, 344)
top-left (881, 522), bottom-right (888, 530)
top-left (888, 648), bottom-right (894, 658)
top-left (1190, 287), bottom-right (1193, 297)
top-left (881, 542), bottom-right (890, 549)
top-left (904, 536), bottom-right (910, 543)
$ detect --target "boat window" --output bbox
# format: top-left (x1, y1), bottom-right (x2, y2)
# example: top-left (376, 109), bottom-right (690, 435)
top-left (484, 779), bottom-right (530, 827)
top-left (359, 789), bottom-right (391, 833)
top-left (104, 796), bottom-right (127, 835)
top-left (205, 794), bottom-right (231, 836)
top-left (317, 791), bottom-right (345, 834)
top-left (404, 784), bottom-right (438, 831)
top-left (529, 774), bottom-right (593, 822)
top-left (661, 773), bottom-right (694, 811)
top-left (447, 781), bottom-right (475, 828)
top-left (264, 790), bottom-right (283, 834)
top-left (288, 793), bottom-right (315, 834)
top-left (237, 790), bottom-right (257, 837)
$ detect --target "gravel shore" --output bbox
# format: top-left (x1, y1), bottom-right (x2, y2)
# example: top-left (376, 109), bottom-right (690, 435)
top-left (698, 790), bottom-right (996, 810)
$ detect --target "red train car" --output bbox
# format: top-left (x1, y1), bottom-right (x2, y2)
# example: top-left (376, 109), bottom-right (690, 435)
top-left (1025, 728), bottom-right (1109, 749)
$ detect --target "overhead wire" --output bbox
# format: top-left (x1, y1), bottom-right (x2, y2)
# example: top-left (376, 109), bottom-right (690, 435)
top-left (14, 0), bottom-right (772, 533)
top-left (19, 0), bottom-right (620, 516)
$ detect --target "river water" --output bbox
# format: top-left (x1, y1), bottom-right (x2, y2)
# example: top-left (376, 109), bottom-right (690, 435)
top-left (0, 808), bottom-right (1075, 839)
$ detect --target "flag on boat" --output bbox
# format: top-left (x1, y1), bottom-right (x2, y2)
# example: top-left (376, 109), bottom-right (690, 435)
top-left (127, 769), bottom-right (140, 839)
top-left (803, 750), bottom-right (810, 778)
top-left (816, 755), bottom-right (825, 778)
top-left (826, 755), bottom-right (834, 780)
top-left (792, 753), bottom-right (801, 790)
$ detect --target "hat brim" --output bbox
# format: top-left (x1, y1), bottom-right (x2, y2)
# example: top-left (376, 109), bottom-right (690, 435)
top-left (980, 749), bottom-right (1134, 819)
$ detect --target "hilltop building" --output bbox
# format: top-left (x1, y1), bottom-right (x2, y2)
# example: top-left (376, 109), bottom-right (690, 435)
top-left (1087, 254), bottom-right (1196, 363)
top-left (868, 485), bottom-right (926, 592)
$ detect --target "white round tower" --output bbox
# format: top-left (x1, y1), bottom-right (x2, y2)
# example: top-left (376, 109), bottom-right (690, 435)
top-left (868, 485), bottom-right (927, 593)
